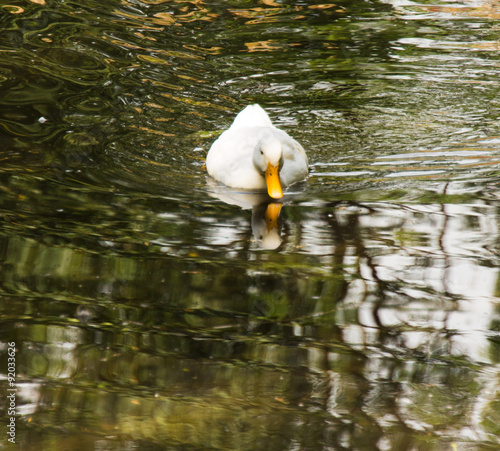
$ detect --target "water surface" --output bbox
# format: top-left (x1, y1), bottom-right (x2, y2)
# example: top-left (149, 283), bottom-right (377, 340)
top-left (1, 0), bottom-right (500, 449)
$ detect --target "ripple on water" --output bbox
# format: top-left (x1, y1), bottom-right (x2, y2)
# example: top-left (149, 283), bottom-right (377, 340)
top-left (1, 1), bottom-right (500, 449)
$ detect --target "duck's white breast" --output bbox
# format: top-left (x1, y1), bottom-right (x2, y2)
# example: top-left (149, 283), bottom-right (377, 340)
top-left (206, 126), bottom-right (268, 190)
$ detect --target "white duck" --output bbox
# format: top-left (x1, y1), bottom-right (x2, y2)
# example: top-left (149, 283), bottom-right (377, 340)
top-left (206, 104), bottom-right (308, 199)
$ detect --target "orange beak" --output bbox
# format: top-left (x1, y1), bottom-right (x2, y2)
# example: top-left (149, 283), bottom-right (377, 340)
top-left (265, 162), bottom-right (283, 199)
top-left (265, 203), bottom-right (282, 232)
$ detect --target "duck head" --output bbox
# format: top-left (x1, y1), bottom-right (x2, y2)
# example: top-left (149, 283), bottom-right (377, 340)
top-left (252, 135), bottom-right (283, 199)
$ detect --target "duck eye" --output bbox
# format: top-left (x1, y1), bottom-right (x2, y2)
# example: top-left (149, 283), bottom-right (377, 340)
top-left (260, 150), bottom-right (263, 155)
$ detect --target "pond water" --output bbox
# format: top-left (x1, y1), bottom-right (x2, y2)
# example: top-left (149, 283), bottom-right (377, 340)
top-left (1, 0), bottom-right (500, 449)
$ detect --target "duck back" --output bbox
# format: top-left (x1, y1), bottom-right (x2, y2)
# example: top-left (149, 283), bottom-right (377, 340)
top-left (230, 104), bottom-right (274, 129)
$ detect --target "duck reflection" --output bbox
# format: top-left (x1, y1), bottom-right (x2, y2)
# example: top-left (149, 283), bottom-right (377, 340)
top-left (207, 179), bottom-right (286, 249)
top-left (252, 202), bottom-right (283, 249)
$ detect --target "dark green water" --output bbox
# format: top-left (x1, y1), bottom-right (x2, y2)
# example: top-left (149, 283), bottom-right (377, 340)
top-left (1, 0), bottom-right (500, 449)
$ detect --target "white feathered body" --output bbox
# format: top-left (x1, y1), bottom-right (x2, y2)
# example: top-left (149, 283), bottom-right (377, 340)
top-left (206, 105), bottom-right (308, 191)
